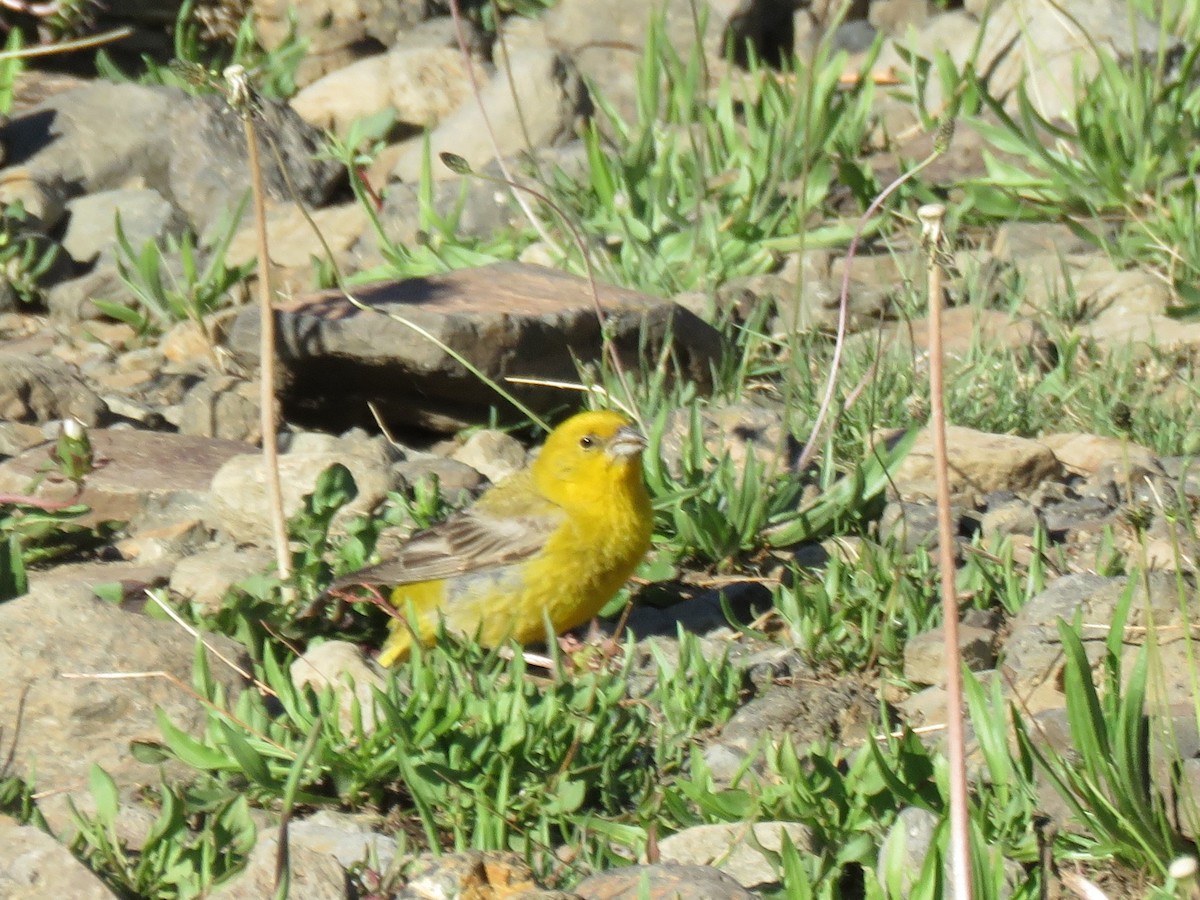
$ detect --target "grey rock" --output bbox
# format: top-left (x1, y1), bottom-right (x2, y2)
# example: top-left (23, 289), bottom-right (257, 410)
top-left (450, 428), bottom-right (527, 483)
top-left (0, 351), bottom-right (107, 424)
top-left (623, 581), bottom-right (772, 640)
top-left (717, 676), bottom-right (879, 759)
top-left (889, 425), bottom-right (1063, 500)
top-left (290, 45), bottom-right (490, 135)
top-left (574, 863), bottom-right (757, 899)
top-left (657, 821), bottom-right (813, 889)
top-left (169, 544), bottom-right (275, 614)
top-left (0, 165), bottom-right (71, 230)
top-left (390, 49), bottom-right (585, 183)
top-left (876, 0), bottom-right (1176, 120)
top-left (0, 80), bottom-right (339, 250)
top-left (1002, 573), bottom-right (1197, 715)
top-left (976, 0), bottom-right (1176, 117)
top-left (980, 499), bottom-right (1043, 539)
top-left (0, 821), bottom-right (118, 899)
top-left (903, 622), bottom-right (997, 687)
top-left (0, 420), bottom-right (47, 458)
top-left (1177, 759), bottom-right (1200, 841)
top-left (1038, 496), bottom-right (1114, 535)
top-left (656, 400), bottom-right (798, 480)
top-left (178, 375), bottom-right (262, 442)
top-left (225, 199), bottom-right (373, 295)
top-left (702, 741), bottom-right (750, 784)
top-left (828, 18), bottom-right (878, 53)
top-left (26, 558), bottom-right (175, 602)
top-left (1022, 707), bottom-right (1094, 837)
top-left (880, 500), bottom-right (950, 552)
top-left (545, 0), bottom-right (783, 126)
top-left (47, 267), bottom-right (129, 322)
top-left (1, 82), bottom-right (175, 197)
top-left (992, 222), bottom-right (1098, 263)
top-left (209, 447), bottom-right (397, 544)
top-left (291, 640), bottom-right (387, 734)
top-left (226, 262), bottom-right (724, 432)
top-left (767, 276), bottom-right (892, 334)
top-left (210, 824), bottom-right (352, 900)
top-left (1146, 711), bottom-right (1200, 840)
top-left (867, 307), bottom-right (1051, 368)
top-left (392, 455), bottom-right (485, 503)
top-left (168, 93), bottom-right (342, 237)
top-left (358, 167), bottom-right (526, 260)
top-left (252, 0), bottom-right (426, 86)
top-left (1001, 573), bottom-right (1112, 713)
top-left (1028, 480), bottom-right (1072, 509)
top-left (60, 187), bottom-right (184, 266)
top-left (50, 187), bottom-right (189, 321)
top-left (113, 518), bottom-right (210, 564)
top-left (877, 807), bottom-right (942, 896)
top-left (869, 0), bottom-right (930, 33)
top-left (291, 810), bottom-right (396, 868)
top-left (0, 580), bottom-right (247, 819)
top-left (396, 851), bottom-right (549, 899)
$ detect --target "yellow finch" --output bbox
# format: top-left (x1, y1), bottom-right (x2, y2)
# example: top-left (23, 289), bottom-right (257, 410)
top-left (329, 410), bottom-right (653, 665)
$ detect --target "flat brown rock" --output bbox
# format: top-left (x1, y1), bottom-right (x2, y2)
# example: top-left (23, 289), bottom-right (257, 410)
top-left (0, 429), bottom-right (254, 526)
top-left (228, 261), bottom-right (725, 432)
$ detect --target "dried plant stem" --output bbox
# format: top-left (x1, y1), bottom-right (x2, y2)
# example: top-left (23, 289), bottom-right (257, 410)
top-left (226, 66), bottom-right (291, 583)
top-left (0, 26), bottom-right (133, 60)
top-left (920, 201), bottom-right (972, 900)
top-left (445, 0), bottom-right (561, 255)
top-left (795, 116), bottom-right (955, 474)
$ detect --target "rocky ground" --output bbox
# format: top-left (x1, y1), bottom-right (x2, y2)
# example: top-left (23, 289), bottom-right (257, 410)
top-left (1, 0), bottom-right (1199, 896)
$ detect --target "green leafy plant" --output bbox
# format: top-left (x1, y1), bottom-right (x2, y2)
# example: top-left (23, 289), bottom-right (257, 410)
top-left (144, 631), bottom-right (740, 881)
top-left (330, 131), bottom-right (524, 282)
top-left (0, 29), bottom-right (25, 116)
top-left (96, 202), bottom-right (253, 336)
top-left (642, 406), bottom-right (913, 568)
top-left (1016, 613), bottom-right (1189, 876)
top-left (0, 420), bottom-right (109, 602)
top-left (0, 771), bottom-right (41, 827)
top-left (95, 0), bottom-right (306, 100)
top-left (544, 16), bottom-right (883, 296)
top-left (69, 766), bottom-right (256, 899)
top-left (0, 201), bottom-right (61, 306)
top-left (960, 40), bottom-right (1200, 305)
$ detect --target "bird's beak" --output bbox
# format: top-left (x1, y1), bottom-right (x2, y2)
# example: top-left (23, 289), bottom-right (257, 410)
top-left (607, 425), bottom-right (647, 459)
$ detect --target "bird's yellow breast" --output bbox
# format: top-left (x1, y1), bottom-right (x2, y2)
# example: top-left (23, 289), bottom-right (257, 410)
top-left (382, 476), bottom-right (650, 665)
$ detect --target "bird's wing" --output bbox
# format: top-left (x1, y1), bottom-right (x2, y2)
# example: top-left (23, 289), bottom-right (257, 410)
top-left (328, 472), bottom-right (566, 590)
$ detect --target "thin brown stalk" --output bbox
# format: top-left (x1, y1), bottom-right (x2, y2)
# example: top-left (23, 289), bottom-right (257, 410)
top-left (919, 201), bottom-right (972, 900)
top-left (0, 26), bottom-right (133, 60)
top-left (445, 0), bottom-right (560, 254)
top-left (225, 65), bottom-right (291, 583)
top-left (143, 588), bottom-right (275, 696)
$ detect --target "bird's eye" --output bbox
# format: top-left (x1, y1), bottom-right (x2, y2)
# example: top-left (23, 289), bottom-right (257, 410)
top-left (579, 435), bottom-right (595, 449)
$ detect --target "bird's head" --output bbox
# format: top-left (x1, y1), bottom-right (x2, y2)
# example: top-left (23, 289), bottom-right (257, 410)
top-left (531, 409), bottom-right (648, 510)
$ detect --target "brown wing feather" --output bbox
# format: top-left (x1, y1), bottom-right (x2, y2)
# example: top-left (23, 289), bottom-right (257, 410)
top-left (327, 471), bottom-right (565, 591)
